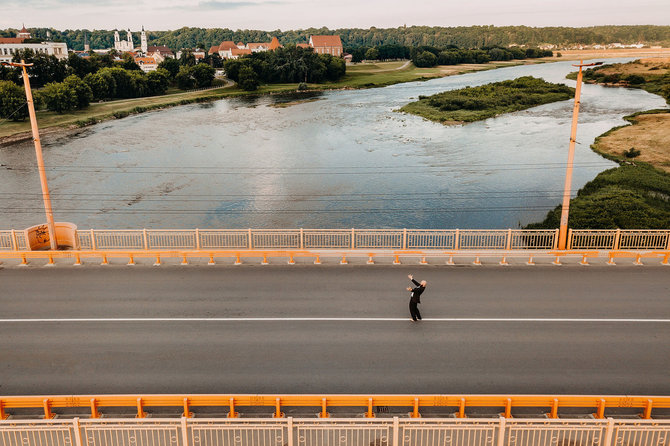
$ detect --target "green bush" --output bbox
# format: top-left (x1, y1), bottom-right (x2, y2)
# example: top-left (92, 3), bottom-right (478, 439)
top-left (63, 74), bottom-right (93, 108)
top-left (238, 66), bottom-right (259, 91)
top-left (0, 80), bottom-right (28, 121)
top-left (41, 81), bottom-right (77, 113)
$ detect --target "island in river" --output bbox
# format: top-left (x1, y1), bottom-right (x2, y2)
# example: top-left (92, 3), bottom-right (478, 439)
top-left (398, 76), bottom-right (574, 124)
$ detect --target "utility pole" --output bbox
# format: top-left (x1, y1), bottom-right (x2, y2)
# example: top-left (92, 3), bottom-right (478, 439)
top-left (3, 60), bottom-right (58, 250)
top-left (558, 60), bottom-right (602, 250)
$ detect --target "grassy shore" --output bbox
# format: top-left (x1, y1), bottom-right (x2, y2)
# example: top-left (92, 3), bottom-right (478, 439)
top-left (0, 59), bottom-right (535, 143)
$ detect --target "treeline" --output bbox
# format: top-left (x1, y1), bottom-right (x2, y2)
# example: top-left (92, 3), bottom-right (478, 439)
top-left (576, 61), bottom-right (670, 103)
top-left (0, 48), bottom-right (215, 118)
top-left (223, 46), bottom-right (346, 91)
top-left (346, 44), bottom-right (551, 64)
top-left (3, 25), bottom-right (670, 52)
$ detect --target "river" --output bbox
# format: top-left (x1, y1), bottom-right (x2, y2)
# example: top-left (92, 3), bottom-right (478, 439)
top-left (1, 58), bottom-right (667, 230)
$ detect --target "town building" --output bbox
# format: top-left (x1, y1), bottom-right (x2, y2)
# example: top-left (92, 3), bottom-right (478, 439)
top-left (309, 35), bottom-right (343, 56)
top-left (114, 29), bottom-right (134, 52)
top-left (0, 25), bottom-right (68, 63)
top-left (147, 45), bottom-right (174, 58)
top-left (215, 37), bottom-right (282, 59)
top-left (133, 56), bottom-right (158, 72)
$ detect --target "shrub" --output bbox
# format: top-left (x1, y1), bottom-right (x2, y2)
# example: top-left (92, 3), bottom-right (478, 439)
top-left (624, 74), bottom-right (646, 85)
top-left (0, 80), bottom-right (28, 121)
top-left (63, 75), bottom-right (93, 108)
top-left (297, 82), bottom-right (308, 91)
top-left (41, 82), bottom-right (77, 113)
top-left (238, 66), bottom-right (259, 91)
top-left (624, 147), bottom-right (641, 158)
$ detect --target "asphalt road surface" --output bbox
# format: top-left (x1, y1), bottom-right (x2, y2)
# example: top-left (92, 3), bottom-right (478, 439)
top-left (1, 265), bottom-right (669, 396)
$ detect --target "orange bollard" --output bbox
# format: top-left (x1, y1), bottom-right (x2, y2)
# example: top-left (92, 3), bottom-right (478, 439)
top-left (73, 253), bottom-right (82, 266)
top-left (19, 254), bottom-right (28, 266)
top-left (100, 254), bottom-right (108, 265)
top-left (595, 399), bottom-right (605, 419)
top-left (208, 254), bottom-right (215, 265)
top-left (552, 256), bottom-right (561, 266)
top-left (504, 398), bottom-right (512, 418)
top-left (607, 254), bottom-right (616, 265)
top-left (550, 398), bottom-right (559, 418)
top-left (235, 253), bottom-right (242, 265)
top-left (633, 254), bottom-right (643, 265)
top-left (579, 254), bottom-right (589, 266)
top-left (0, 400), bottom-right (7, 420)
top-left (393, 255), bottom-right (400, 265)
top-left (642, 399), bottom-right (653, 419)
top-left (411, 397), bottom-right (420, 418)
top-left (366, 397), bottom-right (375, 418)
top-left (90, 398), bottom-right (100, 419)
top-left (262, 253), bottom-right (269, 265)
top-left (154, 254), bottom-right (161, 266)
top-left (288, 253), bottom-right (295, 265)
top-left (367, 255), bottom-right (375, 265)
top-left (526, 255), bottom-right (535, 266)
top-left (420, 256), bottom-right (428, 265)
top-left (127, 254), bottom-right (135, 266)
top-left (228, 397), bottom-right (238, 418)
top-left (46, 254), bottom-right (55, 266)
top-left (274, 398), bottom-right (283, 418)
top-left (43, 399), bottom-right (54, 419)
top-left (181, 254), bottom-right (189, 265)
top-left (136, 398), bottom-right (146, 418)
top-left (473, 256), bottom-right (481, 266)
top-left (661, 253), bottom-right (669, 265)
top-left (313, 255), bottom-right (321, 265)
top-left (340, 255), bottom-right (348, 265)
top-left (446, 255), bottom-right (454, 265)
top-left (499, 256), bottom-right (509, 266)
top-left (458, 398), bottom-right (466, 418)
top-left (319, 398), bottom-right (329, 418)
top-left (183, 398), bottom-right (192, 418)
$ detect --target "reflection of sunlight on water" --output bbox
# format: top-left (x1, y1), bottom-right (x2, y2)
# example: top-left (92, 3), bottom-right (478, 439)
top-left (1, 58), bottom-right (667, 230)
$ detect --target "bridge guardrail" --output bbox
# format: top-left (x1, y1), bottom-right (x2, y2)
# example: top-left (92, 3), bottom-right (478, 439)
top-left (4, 228), bottom-right (669, 252)
top-left (2, 416), bottom-right (670, 446)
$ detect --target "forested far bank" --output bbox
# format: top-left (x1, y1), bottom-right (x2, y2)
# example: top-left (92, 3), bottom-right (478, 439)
top-left (3, 25), bottom-right (670, 52)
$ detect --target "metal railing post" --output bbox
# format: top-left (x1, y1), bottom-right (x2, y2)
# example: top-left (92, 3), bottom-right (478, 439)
top-left (603, 417), bottom-right (615, 446)
top-left (613, 229), bottom-right (621, 250)
top-left (90, 229), bottom-right (96, 250)
top-left (248, 229), bottom-right (253, 250)
top-left (181, 416), bottom-right (190, 446)
top-left (143, 229), bottom-right (148, 250)
top-left (287, 416), bottom-right (294, 446)
top-left (506, 229), bottom-right (512, 250)
top-left (402, 229), bottom-right (407, 250)
top-left (300, 228), bottom-right (304, 249)
top-left (195, 229), bottom-right (200, 250)
top-left (72, 417), bottom-right (84, 446)
top-left (553, 229), bottom-right (559, 249)
top-left (666, 230), bottom-right (670, 250)
top-left (392, 416), bottom-right (399, 446)
top-left (454, 229), bottom-right (460, 250)
top-left (10, 229), bottom-right (17, 251)
top-left (351, 228), bottom-right (355, 249)
top-left (567, 229), bottom-right (573, 249)
top-left (496, 416), bottom-right (506, 446)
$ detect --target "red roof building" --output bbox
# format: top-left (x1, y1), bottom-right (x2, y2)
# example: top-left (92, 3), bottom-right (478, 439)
top-left (309, 35), bottom-right (343, 56)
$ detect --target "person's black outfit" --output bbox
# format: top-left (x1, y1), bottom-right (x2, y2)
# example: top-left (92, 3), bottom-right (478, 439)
top-left (409, 278), bottom-right (425, 321)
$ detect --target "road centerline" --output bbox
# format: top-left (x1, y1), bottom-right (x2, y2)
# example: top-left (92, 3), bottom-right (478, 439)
top-left (1, 317), bottom-right (670, 323)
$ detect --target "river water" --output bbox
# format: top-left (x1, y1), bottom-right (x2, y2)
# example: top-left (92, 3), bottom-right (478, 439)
top-left (1, 58), bottom-right (667, 230)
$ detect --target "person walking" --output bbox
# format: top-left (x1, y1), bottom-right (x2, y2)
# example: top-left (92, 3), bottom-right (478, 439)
top-left (407, 274), bottom-right (427, 322)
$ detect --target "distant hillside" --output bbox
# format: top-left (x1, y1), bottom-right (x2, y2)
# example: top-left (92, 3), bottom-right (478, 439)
top-left (2, 25), bottom-right (669, 52)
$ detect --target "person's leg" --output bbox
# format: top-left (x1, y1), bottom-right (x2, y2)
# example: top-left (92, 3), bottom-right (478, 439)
top-left (415, 305), bottom-right (422, 320)
top-left (409, 301), bottom-right (418, 321)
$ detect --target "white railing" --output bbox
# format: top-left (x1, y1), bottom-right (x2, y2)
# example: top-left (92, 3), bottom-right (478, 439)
top-left (2, 417), bottom-right (670, 446)
top-left (2, 228), bottom-right (669, 252)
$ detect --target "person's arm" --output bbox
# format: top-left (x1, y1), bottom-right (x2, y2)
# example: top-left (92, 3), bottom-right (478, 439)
top-left (411, 279), bottom-right (420, 287)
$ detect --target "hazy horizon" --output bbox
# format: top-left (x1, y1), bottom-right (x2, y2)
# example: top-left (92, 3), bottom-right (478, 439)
top-left (3, 0), bottom-right (669, 32)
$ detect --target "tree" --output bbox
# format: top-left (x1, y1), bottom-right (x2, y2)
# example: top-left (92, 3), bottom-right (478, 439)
top-left (175, 66), bottom-right (196, 89)
top-left (41, 82), bottom-right (77, 113)
top-left (321, 54), bottom-right (346, 81)
top-left (63, 74), bottom-right (93, 108)
top-left (83, 72), bottom-right (112, 101)
top-left (98, 67), bottom-right (134, 98)
top-left (364, 48), bottom-right (379, 61)
top-left (238, 65), bottom-right (259, 91)
top-left (147, 68), bottom-right (170, 95)
top-left (179, 50), bottom-right (196, 66)
top-left (158, 57), bottom-right (181, 79)
top-left (191, 63), bottom-right (215, 87)
top-left (414, 51), bottom-right (437, 68)
top-left (222, 59), bottom-right (242, 81)
top-left (120, 53), bottom-right (141, 71)
top-left (0, 80), bottom-right (28, 121)
top-left (66, 53), bottom-right (93, 78)
top-left (12, 49), bottom-right (66, 87)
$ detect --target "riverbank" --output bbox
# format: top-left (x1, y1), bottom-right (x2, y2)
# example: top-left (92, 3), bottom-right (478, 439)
top-left (0, 59), bottom-right (538, 146)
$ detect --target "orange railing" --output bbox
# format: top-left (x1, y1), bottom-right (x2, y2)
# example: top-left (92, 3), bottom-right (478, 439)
top-left (1, 394), bottom-right (669, 420)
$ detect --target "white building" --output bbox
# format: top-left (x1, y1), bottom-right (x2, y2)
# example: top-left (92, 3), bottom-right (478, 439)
top-left (0, 26), bottom-right (68, 63)
top-left (114, 29), bottom-right (134, 52)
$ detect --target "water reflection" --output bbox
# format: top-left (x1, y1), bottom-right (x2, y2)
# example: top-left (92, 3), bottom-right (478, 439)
top-left (0, 58), bottom-right (667, 229)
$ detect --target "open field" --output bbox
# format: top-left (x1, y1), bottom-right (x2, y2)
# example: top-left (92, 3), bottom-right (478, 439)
top-left (593, 111), bottom-right (670, 173)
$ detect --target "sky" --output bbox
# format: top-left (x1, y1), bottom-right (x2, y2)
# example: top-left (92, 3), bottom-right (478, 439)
top-left (3, 0), bottom-right (670, 31)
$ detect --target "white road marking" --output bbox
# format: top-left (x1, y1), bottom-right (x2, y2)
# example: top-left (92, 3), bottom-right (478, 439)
top-left (0, 317), bottom-right (669, 323)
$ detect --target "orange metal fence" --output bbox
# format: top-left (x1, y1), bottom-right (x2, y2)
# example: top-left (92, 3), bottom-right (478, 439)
top-left (1, 394), bottom-right (669, 420)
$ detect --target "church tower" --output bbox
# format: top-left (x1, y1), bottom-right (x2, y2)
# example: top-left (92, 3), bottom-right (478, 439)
top-left (84, 33), bottom-right (90, 52)
top-left (126, 29), bottom-right (133, 50)
top-left (114, 30), bottom-right (120, 51)
top-left (140, 26), bottom-right (147, 54)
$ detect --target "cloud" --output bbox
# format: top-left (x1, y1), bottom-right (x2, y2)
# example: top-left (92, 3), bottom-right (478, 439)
top-left (198, 0), bottom-right (287, 10)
